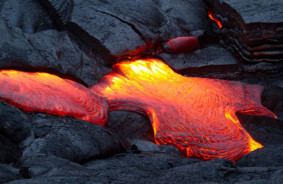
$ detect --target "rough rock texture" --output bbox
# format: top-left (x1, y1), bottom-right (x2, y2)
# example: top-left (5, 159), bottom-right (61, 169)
top-left (204, 0), bottom-right (283, 70)
top-left (238, 114), bottom-right (283, 145)
top-left (0, 20), bottom-right (110, 86)
top-left (107, 111), bottom-right (153, 140)
top-left (0, 0), bottom-right (282, 183)
top-left (0, 0), bottom-right (54, 33)
top-left (158, 44), bottom-right (240, 78)
top-left (218, 0), bottom-right (283, 23)
top-left (0, 164), bottom-right (20, 183)
top-left (66, 0), bottom-right (209, 64)
top-left (0, 101), bottom-right (33, 145)
top-left (23, 113), bottom-right (126, 163)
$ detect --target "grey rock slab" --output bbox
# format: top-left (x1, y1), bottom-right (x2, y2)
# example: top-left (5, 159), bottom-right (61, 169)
top-left (0, 20), bottom-right (110, 86)
top-left (154, 0), bottom-right (211, 35)
top-left (0, 0), bottom-right (54, 33)
top-left (159, 44), bottom-right (240, 78)
top-left (23, 114), bottom-right (125, 163)
top-left (24, 29), bottom-right (111, 86)
top-left (70, 0), bottom-right (145, 57)
top-left (220, 0), bottom-right (283, 24)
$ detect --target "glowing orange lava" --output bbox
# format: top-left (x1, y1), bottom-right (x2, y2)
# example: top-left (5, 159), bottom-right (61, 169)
top-left (208, 9), bottom-right (223, 29)
top-left (0, 70), bottom-right (107, 125)
top-left (91, 59), bottom-right (276, 161)
top-left (0, 59), bottom-right (277, 161)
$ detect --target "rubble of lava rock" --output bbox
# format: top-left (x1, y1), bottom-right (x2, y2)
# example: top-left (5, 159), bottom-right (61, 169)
top-left (0, 0), bottom-right (282, 183)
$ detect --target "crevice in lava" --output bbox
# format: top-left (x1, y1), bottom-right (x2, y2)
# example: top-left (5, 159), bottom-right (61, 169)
top-left (89, 7), bottom-right (146, 42)
top-left (35, 0), bottom-right (65, 30)
top-left (65, 22), bottom-right (113, 65)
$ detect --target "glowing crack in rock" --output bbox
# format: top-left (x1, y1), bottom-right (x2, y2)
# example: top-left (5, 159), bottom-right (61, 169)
top-left (90, 59), bottom-right (277, 161)
top-left (0, 59), bottom-right (277, 161)
top-left (208, 9), bottom-right (223, 29)
top-left (0, 70), bottom-right (107, 126)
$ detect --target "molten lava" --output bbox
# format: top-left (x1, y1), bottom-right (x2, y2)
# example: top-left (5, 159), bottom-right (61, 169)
top-left (90, 59), bottom-right (276, 161)
top-left (208, 9), bottom-right (223, 29)
top-left (0, 59), bottom-right (277, 161)
top-left (0, 70), bottom-right (107, 125)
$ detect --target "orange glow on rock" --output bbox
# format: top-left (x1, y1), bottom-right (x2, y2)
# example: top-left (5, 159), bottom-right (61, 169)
top-left (91, 59), bottom-right (276, 161)
top-left (0, 70), bottom-right (108, 125)
top-left (208, 9), bottom-right (223, 29)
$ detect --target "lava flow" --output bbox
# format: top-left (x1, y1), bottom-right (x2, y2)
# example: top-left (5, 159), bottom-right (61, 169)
top-left (0, 70), bottom-right (107, 125)
top-left (0, 59), bottom-right (277, 161)
top-left (91, 59), bottom-right (276, 161)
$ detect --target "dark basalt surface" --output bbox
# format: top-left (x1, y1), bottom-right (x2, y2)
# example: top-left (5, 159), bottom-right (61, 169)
top-left (0, 0), bottom-right (283, 183)
top-left (204, 0), bottom-right (283, 70)
top-left (158, 44), bottom-right (240, 78)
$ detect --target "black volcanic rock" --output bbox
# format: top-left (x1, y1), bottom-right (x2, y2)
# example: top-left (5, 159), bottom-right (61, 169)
top-left (0, 100), bottom-right (33, 145)
top-left (0, 164), bottom-right (20, 183)
top-left (68, 0), bottom-right (146, 63)
top-left (155, 0), bottom-right (210, 36)
top-left (37, 0), bottom-right (73, 26)
top-left (218, 0), bottom-right (283, 23)
top-left (18, 154), bottom-right (92, 178)
top-left (270, 169), bottom-right (283, 184)
top-left (159, 44), bottom-right (240, 78)
top-left (85, 152), bottom-right (199, 174)
top-left (107, 111), bottom-right (153, 140)
top-left (157, 158), bottom-right (232, 184)
top-left (67, 0), bottom-right (210, 64)
top-left (235, 145), bottom-right (283, 167)
top-left (204, 0), bottom-right (283, 70)
top-left (0, 135), bottom-right (22, 164)
top-left (6, 177), bottom-right (103, 184)
top-left (23, 114), bottom-right (126, 163)
top-left (0, 20), bottom-right (110, 86)
top-left (237, 114), bottom-right (283, 146)
top-left (0, 0), bottom-right (54, 33)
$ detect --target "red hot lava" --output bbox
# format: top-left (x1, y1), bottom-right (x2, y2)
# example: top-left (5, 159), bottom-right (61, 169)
top-left (0, 59), bottom-right (277, 161)
top-left (91, 59), bottom-right (276, 161)
top-left (0, 70), bottom-right (107, 125)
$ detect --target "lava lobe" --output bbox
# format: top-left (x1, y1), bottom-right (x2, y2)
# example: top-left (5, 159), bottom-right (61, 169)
top-left (91, 59), bottom-right (276, 161)
top-left (0, 59), bottom-right (277, 161)
top-left (0, 70), bottom-right (108, 125)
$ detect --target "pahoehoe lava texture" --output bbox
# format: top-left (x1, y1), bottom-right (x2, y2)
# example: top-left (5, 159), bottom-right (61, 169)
top-left (0, 70), bottom-right (108, 125)
top-left (91, 59), bottom-right (277, 161)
